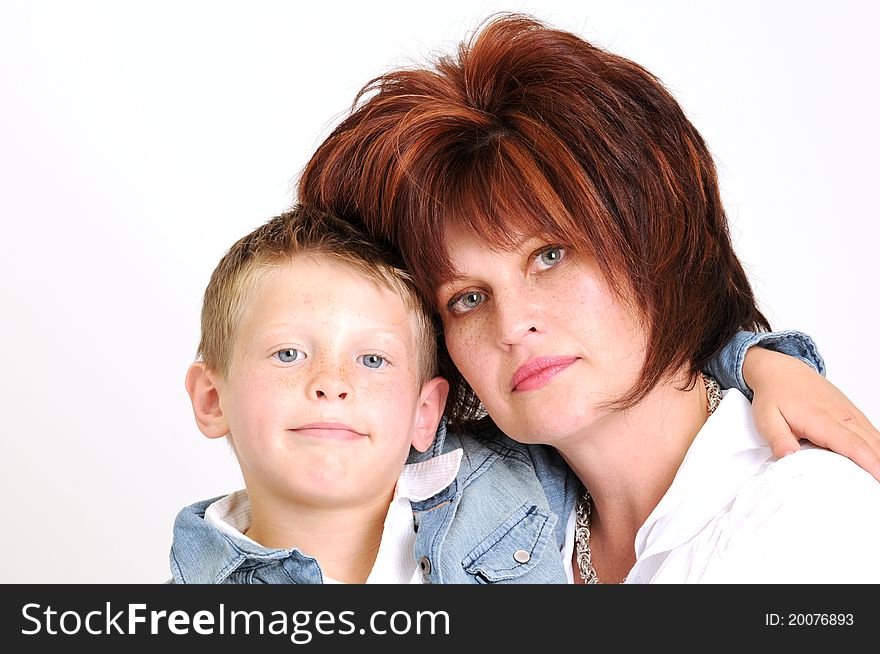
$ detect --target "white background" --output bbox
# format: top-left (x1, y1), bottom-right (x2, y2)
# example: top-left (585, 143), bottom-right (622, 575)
top-left (1, 1), bottom-right (877, 583)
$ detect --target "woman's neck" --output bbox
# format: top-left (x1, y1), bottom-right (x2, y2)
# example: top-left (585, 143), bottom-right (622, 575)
top-left (560, 374), bottom-right (710, 576)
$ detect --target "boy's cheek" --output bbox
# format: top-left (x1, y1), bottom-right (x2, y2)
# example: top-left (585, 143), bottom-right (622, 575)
top-left (364, 376), bottom-right (421, 404)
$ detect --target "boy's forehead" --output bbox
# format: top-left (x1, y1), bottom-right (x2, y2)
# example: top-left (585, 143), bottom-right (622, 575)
top-left (248, 255), bottom-right (421, 335)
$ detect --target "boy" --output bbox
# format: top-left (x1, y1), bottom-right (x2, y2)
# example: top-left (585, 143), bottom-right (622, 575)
top-left (171, 206), bottom-right (454, 583)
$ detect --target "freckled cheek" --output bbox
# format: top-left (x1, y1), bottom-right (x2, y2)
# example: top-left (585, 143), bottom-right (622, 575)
top-left (358, 378), bottom-right (405, 404)
top-left (353, 378), bottom-right (419, 433)
top-left (230, 368), bottom-right (296, 411)
top-left (566, 280), bottom-right (646, 367)
top-left (339, 361), bottom-right (417, 404)
top-left (444, 321), bottom-right (493, 389)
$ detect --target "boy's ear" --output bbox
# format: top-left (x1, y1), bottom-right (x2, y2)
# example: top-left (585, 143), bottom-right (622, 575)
top-left (185, 362), bottom-right (230, 439)
top-left (411, 376), bottom-right (450, 452)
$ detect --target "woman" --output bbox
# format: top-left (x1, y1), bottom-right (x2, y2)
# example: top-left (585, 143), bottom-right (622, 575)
top-left (298, 14), bottom-right (880, 581)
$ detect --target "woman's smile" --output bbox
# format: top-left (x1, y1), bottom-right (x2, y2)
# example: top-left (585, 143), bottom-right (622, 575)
top-left (510, 356), bottom-right (580, 392)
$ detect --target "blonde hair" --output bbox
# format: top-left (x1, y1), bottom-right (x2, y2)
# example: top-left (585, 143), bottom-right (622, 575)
top-left (197, 205), bottom-right (438, 382)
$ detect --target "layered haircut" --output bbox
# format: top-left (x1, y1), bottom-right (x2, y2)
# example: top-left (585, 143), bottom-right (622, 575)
top-left (197, 205), bottom-right (439, 383)
top-left (299, 13), bottom-right (769, 423)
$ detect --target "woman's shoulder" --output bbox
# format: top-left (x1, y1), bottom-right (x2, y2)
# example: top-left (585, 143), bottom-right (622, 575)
top-left (701, 446), bottom-right (880, 582)
top-left (760, 444), bottom-right (880, 500)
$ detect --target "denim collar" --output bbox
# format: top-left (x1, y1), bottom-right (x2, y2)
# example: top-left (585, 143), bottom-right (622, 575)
top-left (170, 497), bottom-right (323, 583)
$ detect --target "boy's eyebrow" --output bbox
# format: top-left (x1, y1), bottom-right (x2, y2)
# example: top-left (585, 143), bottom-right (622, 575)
top-left (258, 323), bottom-right (414, 346)
top-left (350, 327), bottom-right (415, 348)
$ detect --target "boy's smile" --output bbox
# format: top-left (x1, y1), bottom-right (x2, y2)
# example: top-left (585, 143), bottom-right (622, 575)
top-left (289, 422), bottom-right (368, 441)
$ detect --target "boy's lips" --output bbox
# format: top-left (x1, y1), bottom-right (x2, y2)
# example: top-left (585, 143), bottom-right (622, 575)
top-left (510, 356), bottom-right (579, 392)
top-left (290, 422), bottom-right (367, 440)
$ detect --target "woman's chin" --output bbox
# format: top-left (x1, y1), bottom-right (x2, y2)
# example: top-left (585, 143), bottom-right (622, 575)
top-left (498, 413), bottom-right (593, 447)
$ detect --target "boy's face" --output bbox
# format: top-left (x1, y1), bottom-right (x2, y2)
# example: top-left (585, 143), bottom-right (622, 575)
top-left (213, 255), bottom-right (443, 508)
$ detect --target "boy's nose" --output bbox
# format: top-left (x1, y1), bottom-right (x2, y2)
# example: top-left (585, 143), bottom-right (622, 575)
top-left (315, 388), bottom-right (348, 400)
top-left (309, 371), bottom-right (352, 400)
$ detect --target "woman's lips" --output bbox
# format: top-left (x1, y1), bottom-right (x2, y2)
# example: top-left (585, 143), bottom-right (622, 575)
top-left (510, 356), bottom-right (578, 392)
top-left (290, 422), bottom-right (366, 440)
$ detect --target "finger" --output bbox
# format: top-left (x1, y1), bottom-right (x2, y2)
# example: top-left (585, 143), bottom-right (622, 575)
top-left (851, 410), bottom-right (880, 444)
top-left (788, 412), bottom-right (880, 483)
top-left (840, 417), bottom-right (880, 464)
top-left (751, 406), bottom-right (801, 459)
top-left (823, 400), bottom-right (880, 461)
top-left (833, 400), bottom-right (880, 441)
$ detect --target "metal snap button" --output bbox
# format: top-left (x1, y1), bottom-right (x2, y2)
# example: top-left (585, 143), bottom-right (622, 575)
top-left (513, 549), bottom-right (531, 564)
top-left (419, 556), bottom-right (432, 574)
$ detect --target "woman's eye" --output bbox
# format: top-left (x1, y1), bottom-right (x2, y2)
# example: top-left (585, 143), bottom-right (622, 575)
top-left (447, 291), bottom-right (487, 314)
top-left (275, 348), bottom-right (304, 363)
top-left (360, 354), bottom-right (386, 369)
top-left (536, 246), bottom-right (565, 270)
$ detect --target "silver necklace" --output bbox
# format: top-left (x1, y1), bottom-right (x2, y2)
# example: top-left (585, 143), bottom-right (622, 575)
top-left (574, 372), bottom-right (721, 584)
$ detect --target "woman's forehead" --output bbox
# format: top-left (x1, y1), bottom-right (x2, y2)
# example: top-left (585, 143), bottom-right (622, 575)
top-left (442, 220), bottom-right (538, 252)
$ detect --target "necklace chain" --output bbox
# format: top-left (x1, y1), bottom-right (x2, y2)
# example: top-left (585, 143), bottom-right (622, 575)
top-left (574, 372), bottom-right (721, 584)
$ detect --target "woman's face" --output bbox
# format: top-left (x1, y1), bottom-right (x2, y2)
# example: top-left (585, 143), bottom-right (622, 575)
top-left (436, 223), bottom-right (647, 446)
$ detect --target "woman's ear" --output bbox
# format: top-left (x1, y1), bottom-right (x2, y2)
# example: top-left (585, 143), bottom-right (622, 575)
top-left (411, 376), bottom-right (451, 452)
top-left (185, 362), bottom-right (230, 439)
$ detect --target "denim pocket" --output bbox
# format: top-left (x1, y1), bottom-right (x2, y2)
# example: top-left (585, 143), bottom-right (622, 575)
top-left (462, 502), bottom-right (558, 582)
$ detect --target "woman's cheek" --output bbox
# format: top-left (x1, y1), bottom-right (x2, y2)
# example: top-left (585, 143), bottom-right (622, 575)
top-left (442, 321), bottom-right (467, 366)
top-left (444, 320), bottom-right (488, 386)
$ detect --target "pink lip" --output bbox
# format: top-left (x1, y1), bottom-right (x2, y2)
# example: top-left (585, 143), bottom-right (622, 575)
top-left (290, 422), bottom-right (366, 440)
top-left (510, 356), bottom-right (578, 392)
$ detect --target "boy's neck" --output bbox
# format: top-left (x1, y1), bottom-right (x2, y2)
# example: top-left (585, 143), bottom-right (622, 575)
top-left (244, 491), bottom-right (393, 583)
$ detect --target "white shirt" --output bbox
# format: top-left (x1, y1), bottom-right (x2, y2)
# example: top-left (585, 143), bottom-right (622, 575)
top-left (204, 448), bottom-right (463, 584)
top-left (563, 389), bottom-right (880, 583)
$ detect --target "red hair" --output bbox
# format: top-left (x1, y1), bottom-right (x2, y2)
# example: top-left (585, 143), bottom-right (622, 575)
top-left (299, 13), bottom-right (769, 423)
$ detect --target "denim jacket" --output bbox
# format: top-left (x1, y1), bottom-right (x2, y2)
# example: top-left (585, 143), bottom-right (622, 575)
top-left (170, 497), bottom-right (326, 583)
top-left (407, 421), bottom-right (578, 583)
top-left (169, 330), bottom-right (823, 584)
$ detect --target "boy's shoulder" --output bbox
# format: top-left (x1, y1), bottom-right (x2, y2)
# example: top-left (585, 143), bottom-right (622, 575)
top-left (168, 494), bottom-right (235, 584)
top-left (168, 492), bottom-right (325, 584)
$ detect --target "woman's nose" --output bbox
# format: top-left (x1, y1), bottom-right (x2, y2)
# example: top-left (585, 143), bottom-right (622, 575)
top-left (495, 288), bottom-right (541, 347)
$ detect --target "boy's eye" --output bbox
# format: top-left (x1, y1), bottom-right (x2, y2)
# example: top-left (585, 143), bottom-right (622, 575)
top-left (360, 354), bottom-right (386, 369)
top-left (447, 291), bottom-right (487, 314)
top-left (275, 348), bottom-right (304, 363)
top-left (536, 246), bottom-right (565, 270)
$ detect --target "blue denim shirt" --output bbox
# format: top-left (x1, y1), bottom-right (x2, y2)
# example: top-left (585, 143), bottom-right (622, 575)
top-left (703, 329), bottom-right (825, 400)
top-left (170, 330), bottom-right (822, 584)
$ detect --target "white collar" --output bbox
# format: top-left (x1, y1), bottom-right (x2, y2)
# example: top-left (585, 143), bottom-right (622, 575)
top-left (632, 389), bottom-right (773, 560)
top-left (396, 446), bottom-right (463, 501)
top-left (562, 390), bottom-right (775, 583)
